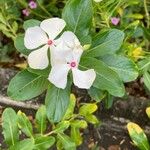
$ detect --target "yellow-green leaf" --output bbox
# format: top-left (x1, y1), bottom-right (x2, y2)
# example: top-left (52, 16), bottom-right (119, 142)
top-left (79, 103), bottom-right (98, 116)
top-left (146, 107), bottom-right (150, 119)
top-left (127, 122), bottom-right (150, 150)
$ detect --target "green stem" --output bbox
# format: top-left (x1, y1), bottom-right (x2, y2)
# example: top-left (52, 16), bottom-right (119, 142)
top-left (37, 0), bottom-right (52, 17)
top-left (30, 10), bottom-right (48, 19)
top-left (144, 0), bottom-right (150, 28)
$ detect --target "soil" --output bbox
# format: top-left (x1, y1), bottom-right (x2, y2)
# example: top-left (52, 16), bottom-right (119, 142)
top-left (0, 68), bottom-right (150, 150)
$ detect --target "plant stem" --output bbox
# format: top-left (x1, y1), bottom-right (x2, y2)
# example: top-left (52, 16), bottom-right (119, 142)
top-left (37, 0), bottom-right (52, 17)
top-left (144, 0), bottom-right (150, 28)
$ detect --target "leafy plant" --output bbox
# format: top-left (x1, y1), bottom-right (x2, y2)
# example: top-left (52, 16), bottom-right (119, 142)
top-left (7, 0), bottom-right (139, 124)
top-left (127, 106), bottom-right (150, 150)
top-left (2, 94), bottom-right (99, 149)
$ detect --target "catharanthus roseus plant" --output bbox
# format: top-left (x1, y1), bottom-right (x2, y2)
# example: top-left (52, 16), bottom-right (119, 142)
top-left (24, 18), bottom-right (96, 89)
top-left (8, 0), bottom-right (139, 123)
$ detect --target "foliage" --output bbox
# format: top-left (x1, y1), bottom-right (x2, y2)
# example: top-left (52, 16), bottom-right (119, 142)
top-left (2, 95), bottom-right (99, 149)
top-left (0, 0), bottom-right (150, 149)
top-left (127, 106), bottom-right (150, 150)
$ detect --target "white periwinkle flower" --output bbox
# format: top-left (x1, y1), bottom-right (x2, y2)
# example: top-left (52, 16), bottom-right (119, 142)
top-left (24, 18), bottom-right (66, 69)
top-left (48, 31), bottom-right (96, 89)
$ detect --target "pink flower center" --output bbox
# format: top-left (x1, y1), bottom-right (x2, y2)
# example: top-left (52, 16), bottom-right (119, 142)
top-left (70, 61), bottom-right (76, 68)
top-left (47, 40), bottom-right (53, 46)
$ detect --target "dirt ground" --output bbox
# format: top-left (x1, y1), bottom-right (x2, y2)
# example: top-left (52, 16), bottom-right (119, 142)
top-left (0, 68), bottom-right (150, 150)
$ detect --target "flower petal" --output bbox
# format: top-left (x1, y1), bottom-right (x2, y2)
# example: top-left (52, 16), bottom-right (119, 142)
top-left (40, 18), bottom-right (66, 40)
top-left (48, 64), bottom-right (70, 89)
top-left (24, 26), bottom-right (48, 49)
top-left (28, 45), bottom-right (49, 69)
top-left (73, 47), bottom-right (83, 63)
top-left (72, 68), bottom-right (96, 89)
top-left (59, 31), bottom-right (81, 48)
top-left (50, 44), bottom-right (72, 66)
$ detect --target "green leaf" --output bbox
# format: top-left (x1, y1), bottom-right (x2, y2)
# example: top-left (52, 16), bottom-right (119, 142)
top-left (88, 87), bottom-right (105, 102)
top-left (23, 19), bottom-right (41, 30)
top-left (84, 29), bottom-right (124, 57)
top-left (17, 111), bottom-right (33, 137)
top-left (138, 57), bottom-right (150, 71)
top-left (34, 136), bottom-right (55, 150)
top-left (127, 13), bottom-right (143, 19)
top-left (79, 103), bottom-right (97, 116)
top-left (62, 0), bottom-right (93, 44)
top-left (127, 122), bottom-right (150, 150)
top-left (71, 127), bottom-right (82, 146)
top-left (53, 121), bottom-right (70, 133)
top-left (12, 21), bottom-right (18, 33)
top-left (143, 72), bottom-right (150, 91)
top-left (2, 108), bottom-right (19, 146)
top-left (9, 139), bottom-right (34, 150)
top-left (104, 94), bottom-right (114, 109)
top-left (45, 83), bottom-right (71, 123)
top-left (101, 55), bottom-right (139, 82)
top-left (143, 27), bottom-right (150, 40)
top-left (3, 31), bottom-right (15, 40)
top-left (14, 35), bottom-right (29, 55)
top-left (85, 114), bottom-right (99, 124)
top-left (0, 13), bottom-right (6, 24)
top-left (35, 105), bottom-right (47, 134)
top-left (0, 23), bottom-right (9, 31)
top-left (63, 94), bottom-right (76, 120)
top-left (7, 69), bottom-right (49, 101)
top-left (146, 107), bottom-right (150, 119)
top-left (71, 120), bottom-right (87, 129)
top-left (27, 67), bottom-right (50, 77)
top-left (57, 133), bottom-right (76, 150)
top-left (80, 57), bottom-right (125, 97)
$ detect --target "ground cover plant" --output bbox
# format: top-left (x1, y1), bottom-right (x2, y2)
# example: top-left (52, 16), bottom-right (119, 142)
top-left (0, 0), bottom-right (150, 149)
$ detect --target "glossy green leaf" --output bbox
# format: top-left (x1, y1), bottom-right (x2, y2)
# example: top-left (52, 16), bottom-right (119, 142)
top-left (101, 55), bottom-right (139, 82)
top-left (80, 57), bottom-right (125, 97)
top-left (23, 19), bottom-right (41, 30)
top-left (143, 27), bottom-right (150, 40)
top-left (143, 72), bottom-right (150, 91)
top-left (27, 67), bottom-right (50, 77)
top-left (84, 29), bottom-right (124, 57)
top-left (63, 94), bottom-right (76, 120)
top-left (138, 57), bottom-right (150, 71)
top-left (35, 105), bottom-right (47, 134)
top-left (12, 21), bottom-right (18, 33)
top-left (0, 13), bottom-right (6, 24)
top-left (127, 13), bottom-right (143, 19)
top-left (88, 87), bottom-right (105, 102)
top-left (7, 69), bottom-right (49, 101)
top-left (85, 114), bottom-right (99, 124)
top-left (45, 83), bottom-right (71, 123)
top-left (71, 120), bottom-right (87, 129)
top-left (127, 122), bottom-right (150, 150)
top-left (57, 133), bottom-right (76, 150)
top-left (53, 121), bottom-right (70, 133)
top-left (146, 107), bottom-right (150, 119)
top-left (104, 94), bottom-right (114, 109)
top-left (2, 108), bottom-right (19, 146)
top-left (14, 35), bottom-right (29, 55)
top-left (9, 139), bottom-right (34, 150)
top-left (79, 103), bottom-right (97, 116)
top-left (71, 127), bottom-right (82, 146)
top-left (62, 0), bottom-right (93, 44)
top-left (34, 136), bottom-right (55, 150)
top-left (17, 111), bottom-right (33, 137)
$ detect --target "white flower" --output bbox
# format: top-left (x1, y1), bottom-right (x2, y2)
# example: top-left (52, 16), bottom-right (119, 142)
top-left (24, 18), bottom-right (66, 69)
top-left (48, 31), bottom-right (96, 89)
